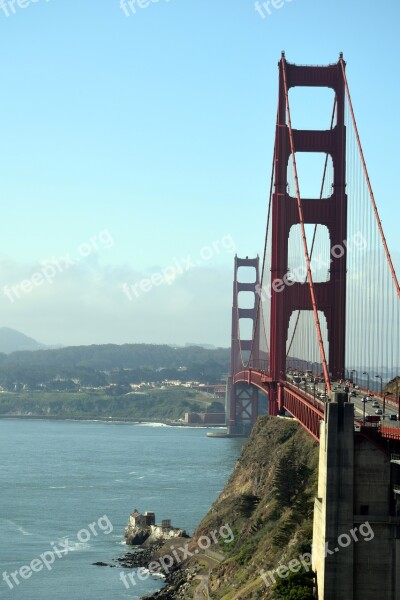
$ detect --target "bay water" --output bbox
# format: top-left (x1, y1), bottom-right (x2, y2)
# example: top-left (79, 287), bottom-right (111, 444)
top-left (0, 419), bottom-right (244, 599)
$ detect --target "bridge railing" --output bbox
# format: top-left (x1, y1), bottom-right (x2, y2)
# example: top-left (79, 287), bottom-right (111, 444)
top-left (246, 359), bottom-right (269, 373)
top-left (283, 380), bottom-right (325, 411)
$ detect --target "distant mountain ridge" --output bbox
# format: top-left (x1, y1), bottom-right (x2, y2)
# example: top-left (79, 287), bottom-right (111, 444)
top-left (0, 327), bottom-right (45, 354)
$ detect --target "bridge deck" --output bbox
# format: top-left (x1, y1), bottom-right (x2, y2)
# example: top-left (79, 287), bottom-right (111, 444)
top-left (233, 369), bottom-right (400, 443)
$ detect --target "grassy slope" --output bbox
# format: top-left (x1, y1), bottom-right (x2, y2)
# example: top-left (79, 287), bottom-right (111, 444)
top-left (384, 376), bottom-right (400, 398)
top-left (186, 416), bottom-right (319, 599)
top-left (0, 388), bottom-right (216, 420)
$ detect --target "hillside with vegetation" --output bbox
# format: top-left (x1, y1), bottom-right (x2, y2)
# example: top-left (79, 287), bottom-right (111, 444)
top-left (384, 376), bottom-right (400, 398)
top-left (149, 416), bottom-right (319, 599)
top-left (0, 388), bottom-right (224, 421)
top-left (0, 343), bottom-right (228, 420)
top-left (0, 343), bottom-right (229, 390)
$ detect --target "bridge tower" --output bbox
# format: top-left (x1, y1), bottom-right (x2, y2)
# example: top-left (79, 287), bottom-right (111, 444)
top-left (227, 256), bottom-right (260, 435)
top-left (269, 54), bottom-right (347, 413)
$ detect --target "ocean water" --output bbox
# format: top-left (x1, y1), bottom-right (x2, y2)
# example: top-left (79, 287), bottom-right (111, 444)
top-left (0, 419), bottom-right (244, 599)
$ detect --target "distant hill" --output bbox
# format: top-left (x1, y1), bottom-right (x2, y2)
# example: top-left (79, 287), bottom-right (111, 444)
top-left (0, 342), bottom-right (230, 390)
top-left (0, 328), bottom-right (45, 354)
top-left (1, 343), bottom-right (229, 370)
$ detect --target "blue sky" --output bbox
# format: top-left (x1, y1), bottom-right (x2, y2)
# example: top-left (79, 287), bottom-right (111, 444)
top-left (0, 0), bottom-right (398, 347)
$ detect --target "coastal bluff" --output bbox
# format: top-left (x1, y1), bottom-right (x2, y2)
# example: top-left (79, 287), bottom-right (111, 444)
top-left (144, 416), bottom-right (319, 599)
top-left (124, 509), bottom-right (188, 546)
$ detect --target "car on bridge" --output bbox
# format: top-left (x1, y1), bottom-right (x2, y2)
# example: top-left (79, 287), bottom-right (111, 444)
top-left (372, 401), bottom-right (380, 408)
top-left (375, 409), bottom-right (383, 415)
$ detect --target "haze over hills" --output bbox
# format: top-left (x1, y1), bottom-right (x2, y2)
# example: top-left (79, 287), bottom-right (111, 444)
top-left (0, 333), bottom-right (230, 391)
top-left (0, 327), bottom-right (46, 354)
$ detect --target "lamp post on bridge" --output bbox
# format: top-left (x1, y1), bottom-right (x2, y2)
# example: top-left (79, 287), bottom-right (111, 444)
top-left (362, 371), bottom-right (370, 398)
top-left (375, 374), bottom-right (383, 399)
top-left (375, 374), bottom-right (383, 422)
top-left (383, 392), bottom-right (388, 417)
top-left (363, 394), bottom-right (366, 425)
top-left (350, 369), bottom-right (358, 387)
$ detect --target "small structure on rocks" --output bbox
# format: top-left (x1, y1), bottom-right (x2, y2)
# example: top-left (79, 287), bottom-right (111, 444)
top-left (124, 508), bottom-right (188, 546)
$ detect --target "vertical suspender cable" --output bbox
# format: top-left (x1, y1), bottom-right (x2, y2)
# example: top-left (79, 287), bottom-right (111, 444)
top-left (340, 58), bottom-right (400, 299)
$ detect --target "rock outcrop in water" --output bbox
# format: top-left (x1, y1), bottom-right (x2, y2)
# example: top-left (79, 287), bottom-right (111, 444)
top-left (124, 509), bottom-right (188, 546)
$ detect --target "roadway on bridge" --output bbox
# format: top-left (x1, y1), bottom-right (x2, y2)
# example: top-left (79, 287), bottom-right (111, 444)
top-left (286, 373), bottom-right (399, 427)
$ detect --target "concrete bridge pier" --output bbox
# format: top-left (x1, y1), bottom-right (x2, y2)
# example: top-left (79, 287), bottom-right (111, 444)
top-left (312, 392), bottom-right (400, 599)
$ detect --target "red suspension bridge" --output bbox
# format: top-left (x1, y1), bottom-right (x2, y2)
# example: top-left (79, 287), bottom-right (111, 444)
top-left (228, 53), bottom-right (400, 443)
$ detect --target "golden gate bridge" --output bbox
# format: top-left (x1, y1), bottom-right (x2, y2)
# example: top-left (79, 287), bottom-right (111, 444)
top-left (227, 53), bottom-right (400, 444)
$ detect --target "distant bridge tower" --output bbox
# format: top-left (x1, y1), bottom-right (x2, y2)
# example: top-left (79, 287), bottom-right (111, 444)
top-left (227, 256), bottom-right (260, 435)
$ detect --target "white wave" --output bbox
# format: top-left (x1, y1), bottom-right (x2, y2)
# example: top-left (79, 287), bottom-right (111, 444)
top-left (68, 541), bottom-right (90, 552)
top-left (135, 422), bottom-right (168, 427)
top-left (140, 567), bottom-right (166, 579)
top-left (2, 520), bottom-right (32, 536)
top-left (49, 486), bottom-right (67, 489)
top-left (54, 539), bottom-right (91, 553)
top-left (16, 525), bottom-right (32, 536)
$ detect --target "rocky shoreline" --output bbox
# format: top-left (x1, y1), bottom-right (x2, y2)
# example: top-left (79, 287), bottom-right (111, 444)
top-left (140, 567), bottom-right (193, 600)
top-left (93, 509), bottom-right (196, 598)
top-left (93, 539), bottom-right (196, 599)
